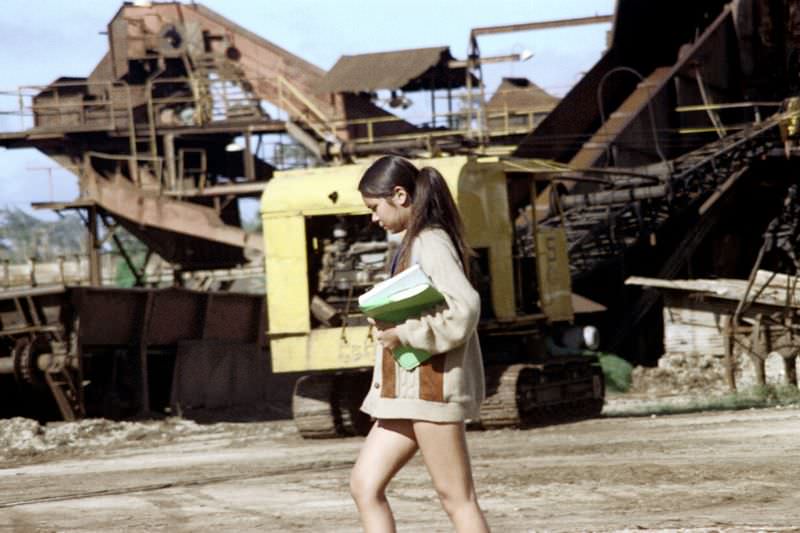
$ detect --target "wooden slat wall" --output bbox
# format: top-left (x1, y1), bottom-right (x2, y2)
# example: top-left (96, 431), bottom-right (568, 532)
top-left (663, 294), bottom-right (731, 356)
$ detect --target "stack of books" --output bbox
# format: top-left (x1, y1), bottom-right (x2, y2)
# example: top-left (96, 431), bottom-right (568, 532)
top-left (358, 264), bottom-right (445, 370)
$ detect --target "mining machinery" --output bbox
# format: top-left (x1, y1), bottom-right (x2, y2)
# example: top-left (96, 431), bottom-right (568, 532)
top-left (261, 157), bottom-right (606, 437)
top-left (0, 1), bottom-right (593, 423)
top-left (510, 0), bottom-right (800, 364)
top-left (3, 0), bottom-right (800, 429)
top-left (0, 1), bottom-right (512, 421)
top-left (0, 1), bottom-right (425, 421)
top-left (259, 0), bottom-right (800, 436)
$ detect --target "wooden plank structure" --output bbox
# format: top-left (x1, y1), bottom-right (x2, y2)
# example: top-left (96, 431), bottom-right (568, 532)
top-left (627, 270), bottom-right (800, 391)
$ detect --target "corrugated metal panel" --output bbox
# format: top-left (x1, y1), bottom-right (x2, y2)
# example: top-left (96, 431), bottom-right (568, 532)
top-left (486, 78), bottom-right (559, 111)
top-left (319, 46), bottom-right (467, 93)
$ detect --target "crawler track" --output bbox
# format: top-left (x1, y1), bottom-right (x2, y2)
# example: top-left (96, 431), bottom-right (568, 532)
top-left (294, 358), bottom-right (603, 436)
top-left (480, 359), bottom-right (604, 429)
top-left (292, 370), bottom-right (372, 438)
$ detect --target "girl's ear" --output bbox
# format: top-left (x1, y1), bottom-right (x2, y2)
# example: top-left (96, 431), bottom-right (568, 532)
top-left (392, 186), bottom-right (410, 207)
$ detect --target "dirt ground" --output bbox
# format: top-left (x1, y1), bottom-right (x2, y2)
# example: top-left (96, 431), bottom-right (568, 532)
top-left (0, 401), bottom-right (798, 533)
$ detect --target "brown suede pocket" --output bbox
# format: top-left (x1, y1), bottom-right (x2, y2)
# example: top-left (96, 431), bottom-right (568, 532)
top-left (418, 354), bottom-right (445, 402)
top-left (381, 347), bottom-right (396, 398)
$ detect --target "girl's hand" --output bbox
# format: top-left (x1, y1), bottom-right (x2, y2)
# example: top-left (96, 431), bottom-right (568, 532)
top-left (375, 327), bottom-right (401, 350)
top-left (367, 317), bottom-right (395, 331)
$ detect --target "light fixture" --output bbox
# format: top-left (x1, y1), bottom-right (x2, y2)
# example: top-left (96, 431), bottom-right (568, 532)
top-left (388, 91), bottom-right (413, 109)
top-left (178, 107), bottom-right (196, 126)
top-left (518, 49), bottom-right (534, 62)
top-left (225, 141), bottom-right (244, 152)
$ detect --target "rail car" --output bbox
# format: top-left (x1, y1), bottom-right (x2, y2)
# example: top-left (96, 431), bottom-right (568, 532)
top-left (0, 285), bottom-right (279, 421)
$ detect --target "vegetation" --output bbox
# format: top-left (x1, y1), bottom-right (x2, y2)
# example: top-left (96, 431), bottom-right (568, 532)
top-left (114, 250), bottom-right (149, 288)
top-left (0, 206), bottom-right (153, 287)
top-left (596, 352), bottom-right (633, 393)
top-left (606, 384), bottom-right (800, 417)
top-left (0, 207), bottom-right (85, 261)
top-left (0, 203), bottom-right (260, 287)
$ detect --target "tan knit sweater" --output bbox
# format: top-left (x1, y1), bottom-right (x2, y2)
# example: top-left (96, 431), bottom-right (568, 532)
top-left (360, 228), bottom-right (486, 422)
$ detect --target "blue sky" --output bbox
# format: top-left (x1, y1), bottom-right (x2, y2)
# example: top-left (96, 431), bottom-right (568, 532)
top-left (0, 0), bottom-right (614, 218)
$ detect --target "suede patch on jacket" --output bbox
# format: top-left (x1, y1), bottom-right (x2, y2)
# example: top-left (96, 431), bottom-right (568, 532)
top-left (419, 354), bottom-right (445, 402)
top-left (381, 347), bottom-right (396, 398)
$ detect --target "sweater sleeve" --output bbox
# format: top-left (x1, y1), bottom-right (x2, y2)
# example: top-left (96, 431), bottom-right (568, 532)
top-left (394, 230), bottom-right (481, 354)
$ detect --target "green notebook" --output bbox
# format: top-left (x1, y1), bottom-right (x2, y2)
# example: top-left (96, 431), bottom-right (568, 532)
top-left (358, 265), bottom-right (445, 370)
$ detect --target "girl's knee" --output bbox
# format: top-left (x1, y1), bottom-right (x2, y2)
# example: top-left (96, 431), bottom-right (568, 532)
top-left (350, 468), bottom-right (383, 504)
top-left (349, 469), bottom-right (366, 500)
top-left (436, 488), bottom-right (478, 516)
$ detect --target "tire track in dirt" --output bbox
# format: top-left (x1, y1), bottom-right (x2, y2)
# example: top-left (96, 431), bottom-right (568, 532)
top-left (0, 459), bottom-right (354, 509)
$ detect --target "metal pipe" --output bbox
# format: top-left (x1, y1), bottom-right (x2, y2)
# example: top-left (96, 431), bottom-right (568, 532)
top-left (471, 15), bottom-right (613, 37)
top-left (596, 66), bottom-right (667, 166)
top-left (560, 185), bottom-right (668, 208)
top-left (164, 133), bottom-right (176, 191)
top-left (448, 53), bottom-right (524, 68)
top-left (243, 129), bottom-right (255, 180)
top-left (328, 136), bottom-right (467, 158)
top-left (88, 206), bottom-right (101, 287)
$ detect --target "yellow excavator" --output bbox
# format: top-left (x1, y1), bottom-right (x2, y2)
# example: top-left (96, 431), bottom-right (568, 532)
top-left (260, 155), bottom-right (605, 438)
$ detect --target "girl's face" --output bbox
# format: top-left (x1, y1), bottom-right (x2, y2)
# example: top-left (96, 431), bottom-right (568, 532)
top-left (362, 186), bottom-right (412, 234)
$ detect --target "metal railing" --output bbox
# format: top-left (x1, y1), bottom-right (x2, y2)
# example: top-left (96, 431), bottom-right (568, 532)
top-left (675, 101), bottom-right (782, 135)
top-left (2, 64), bottom-right (562, 190)
top-left (274, 75), bottom-right (340, 142)
top-left (0, 254), bottom-right (265, 291)
top-left (1, 254), bottom-right (116, 289)
top-left (1, 80), bottom-right (135, 137)
top-left (320, 104), bottom-right (554, 146)
top-left (84, 150), bottom-right (163, 193)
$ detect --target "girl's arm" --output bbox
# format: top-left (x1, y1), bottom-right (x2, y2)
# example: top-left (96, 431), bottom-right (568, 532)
top-left (394, 230), bottom-right (480, 354)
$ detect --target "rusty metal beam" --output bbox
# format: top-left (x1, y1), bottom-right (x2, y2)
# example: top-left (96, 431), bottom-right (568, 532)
top-left (448, 54), bottom-right (525, 69)
top-left (471, 15), bottom-right (613, 38)
top-left (81, 168), bottom-right (263, 253)
top-left (162, 182), bottom-right (266, 198)
top-left (138, 291), bottom-right (155, 416)
top-left (111, 121), bottom-right (288, 138)
top-left (87, 206), bottom-right (101, 287)
top-left (31, 199), bottom-right (96, 211)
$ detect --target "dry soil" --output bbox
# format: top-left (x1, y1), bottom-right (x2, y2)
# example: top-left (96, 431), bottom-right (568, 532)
top-left (0, 402), bottom-right (798, 532)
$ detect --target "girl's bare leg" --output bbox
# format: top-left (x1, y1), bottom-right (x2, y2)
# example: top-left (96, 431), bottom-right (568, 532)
top-left (413, 420), bottom-right (490, 533)
top-left (350, 419), bottom-right (418, 533)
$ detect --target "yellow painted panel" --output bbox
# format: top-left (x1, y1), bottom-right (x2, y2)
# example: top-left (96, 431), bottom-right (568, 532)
top-left (264, 215), bottom-right (310, 333)
top-left (269, 336), bottom-right (307, 373)
top-left (535, 227), bottom-right (574, 322)
top-left (488, 243), bottom-right (516, 319)
top-left (270, 325), bottom-right (376, 372)
top-left (457, 160), bottom-right (515, 319)
top-left (261, 156), bottom-right (470, 216)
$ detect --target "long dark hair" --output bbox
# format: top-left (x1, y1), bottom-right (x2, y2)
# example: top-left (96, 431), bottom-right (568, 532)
top-left (358, 155), bottom-right (471, 275)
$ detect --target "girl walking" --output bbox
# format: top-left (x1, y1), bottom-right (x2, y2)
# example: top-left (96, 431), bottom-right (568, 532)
top-left (350, 155), bottom-right (490, 533)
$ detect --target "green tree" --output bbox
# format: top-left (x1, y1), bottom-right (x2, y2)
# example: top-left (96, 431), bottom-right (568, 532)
top-left (0, 207), bottom-right (86, 262)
